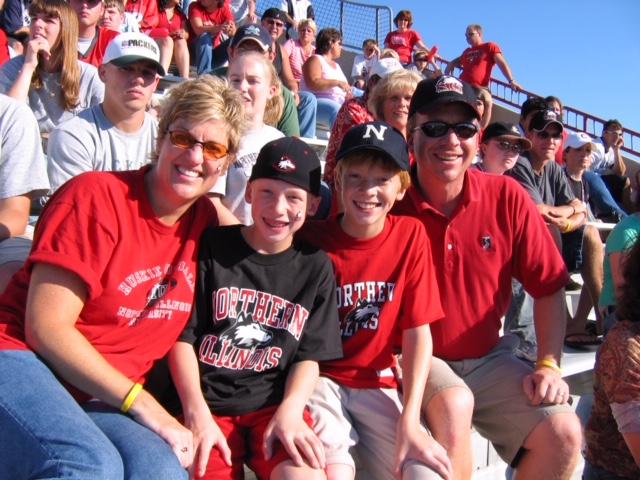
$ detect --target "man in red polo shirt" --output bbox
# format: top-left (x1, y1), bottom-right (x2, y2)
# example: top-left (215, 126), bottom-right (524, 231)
top-left (392, 75), bottom-right (582, 480)
top-left (70, 0), bottom-right (120, 67)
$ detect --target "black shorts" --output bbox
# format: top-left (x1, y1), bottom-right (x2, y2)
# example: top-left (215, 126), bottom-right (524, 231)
top-left (561, 225), bottom-right (585, 273)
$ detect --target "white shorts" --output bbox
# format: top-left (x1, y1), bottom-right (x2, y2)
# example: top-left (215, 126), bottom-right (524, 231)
top-left (308, 376), bottom-right (442, 480)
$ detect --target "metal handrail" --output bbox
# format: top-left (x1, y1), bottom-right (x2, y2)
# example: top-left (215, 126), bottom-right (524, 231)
top-left (438, 60), bottom-right (640, 160)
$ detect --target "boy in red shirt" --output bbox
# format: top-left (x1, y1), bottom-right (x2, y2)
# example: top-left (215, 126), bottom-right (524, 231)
top-left (299, 122), bottom-right (451, 480)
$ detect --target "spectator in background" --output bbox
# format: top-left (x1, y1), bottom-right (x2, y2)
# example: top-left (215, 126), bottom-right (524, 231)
top-left (599, 205), bottom-right (640, 337)
top-left (0, 0), bottom-right (104, 134)
top-left (406, 48), bottom-right (441, 79)
top-left (473, 85), bottom-right (491, 130)
top-left (227, 0), bottom-right (256, 27)
top-left (446, 24), bottom-right (521, 91)
top-left (189, 0), bottom-right (235, 75)
top-left (281, 0), bottom-right (314, 40)
top-left (507, 110), bottom-right (604, 348)
top-left (589, 119), bottom-right (633, 214)
top-left (323, 57), bottom-right (403, 195)
top-left (300, 27), bottom-right (351, 131)
top-left (0, 94), bottom-right (50, 292)
top-left (70, 0), bottom-right (119, 67)
top-left (2, 0), bottom-right (31, 55)
top-left (155, 0), bottom-right (190, 78)
top-left (350, 38), bottom-right (379, 90)
top-left (211, 50), bottom-right (284, 225)
top-left (368, 68), bottom-right (421, 140)
top-left (474, 121), bottom-right (531, 174)
top-left (209, 23), bottom-right (301, 138)
top-left (261, 7), bottom-right (316, 138)
top-left (124, 0), bottom-right (159, 32)
top-left (0, 29), bottom-right (9, 66)
top-left (379, 47), bottom-right (399, 61)
top-left (545, 95), bottom-right (569, 165)
top-left (445, 23), bottom-right (521, 122)
top-left (47, 32), bottom-right (162, 194)
top-left (384, 9), bottom-right (435, 66)
top-left (584, 238), bottom-right (640, 480)
top-left (101, 0), bottom-right (140, 33)
top-left (282, 17), bottom-right (316, 85)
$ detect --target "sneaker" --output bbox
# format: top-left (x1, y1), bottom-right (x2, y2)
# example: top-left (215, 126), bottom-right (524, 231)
top-left (515, 342), bottom-right (538, 363)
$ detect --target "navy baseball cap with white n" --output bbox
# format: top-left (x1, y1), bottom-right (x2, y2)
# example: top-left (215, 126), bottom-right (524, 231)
top-left (335, 121), bottom-right (410, 171)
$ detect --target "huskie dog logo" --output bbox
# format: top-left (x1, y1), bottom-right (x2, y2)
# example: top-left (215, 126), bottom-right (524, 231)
top-left (435, 76), bottom-right (463, 95)
top-left (144, 277), bottom-right (178, 309)
top-left (222, 312), bottom-right (273, 348)
top-left (275, 156), bottom-right (296, 172)
top-left (344, 298), bottom-right (380, 324)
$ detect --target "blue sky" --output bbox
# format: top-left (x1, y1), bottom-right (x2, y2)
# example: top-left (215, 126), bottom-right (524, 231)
top-left (358, 0), bottom-right (640, 133)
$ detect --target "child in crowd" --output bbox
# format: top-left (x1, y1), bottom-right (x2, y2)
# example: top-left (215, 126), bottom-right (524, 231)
top-left (170, 137), bottom-right (343, 480)
top-left (211, 50), bottom-right (284, 225)
top-left (351, 38), bottom-right (380, 90)
top-left (298, 122), bottom-right (451, 480)
top-left (101, 0), bottom-right (139, 32)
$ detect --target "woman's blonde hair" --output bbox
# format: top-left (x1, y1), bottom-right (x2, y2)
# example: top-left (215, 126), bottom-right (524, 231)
top-left (153, 76), bottom-right (246, 168)
top-left (334, 150), bottom-right (410, 191)
top-left (368, 69), bottom-right (422, 122)
top-left (29, 0), bottom-right (80, 111)
top-left (228, 51), bottom-right (283, 128)
top-left (298, 18), bottom-right (317, 35)
top-left (379, 48), bottom-right (399, 60)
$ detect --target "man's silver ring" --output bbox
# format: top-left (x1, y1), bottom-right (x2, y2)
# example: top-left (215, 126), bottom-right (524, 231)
top-left (181, 447), bottom-right (188, 452)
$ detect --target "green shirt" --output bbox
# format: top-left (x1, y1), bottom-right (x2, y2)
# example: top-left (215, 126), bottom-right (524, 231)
top-left (601, 213), bottom-right (640, 306)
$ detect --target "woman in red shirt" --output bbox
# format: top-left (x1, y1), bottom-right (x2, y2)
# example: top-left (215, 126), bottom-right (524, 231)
top-left (383, 10), bottom-right (435, 65)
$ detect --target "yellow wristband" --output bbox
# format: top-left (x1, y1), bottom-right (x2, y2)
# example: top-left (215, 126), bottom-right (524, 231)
top-left (535, 360), bottom-right (562, 375)
top-left (563, 220), bottom-right (571, 234)
top-left (120, 383), bottom-right (143, 413)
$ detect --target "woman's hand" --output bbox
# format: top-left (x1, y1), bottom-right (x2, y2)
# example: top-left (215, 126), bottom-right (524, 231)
top-left (128, 390), bottom-right (196, 468)
top-left (24, 35), bottom-right (50, 68)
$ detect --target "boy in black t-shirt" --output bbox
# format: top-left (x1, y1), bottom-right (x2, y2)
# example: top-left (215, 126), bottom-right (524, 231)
top-left (170, 137), bottom-right (342, 480)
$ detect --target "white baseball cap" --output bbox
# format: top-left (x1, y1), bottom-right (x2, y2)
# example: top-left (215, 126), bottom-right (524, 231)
top-left (563, 131), bottom-right (598, 151)
top-left (370, 58), bottom-right (403, 79)
top-left (102, 32), bottom-right (165, 76)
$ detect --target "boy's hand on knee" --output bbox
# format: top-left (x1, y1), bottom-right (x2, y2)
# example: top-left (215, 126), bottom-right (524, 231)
top-left (395, 424), bottom-right (453, 480)
top-left (262, 410), bottom-right (326, 469)
top-left (185, 414), bottom-right (231, 478)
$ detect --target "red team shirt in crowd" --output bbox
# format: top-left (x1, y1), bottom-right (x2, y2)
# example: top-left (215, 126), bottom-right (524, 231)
top-left (458, 41), bottom-right (501, 88)
top-left (78, 27), bottom-right (120, 67)
top-left (383, 29), bottom-right (422, 64)
top-left (188, 3), bottom-right (233, 47)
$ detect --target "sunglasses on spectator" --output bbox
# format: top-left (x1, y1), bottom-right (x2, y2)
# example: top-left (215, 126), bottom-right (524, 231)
top-left (536, 131), bottom-right (562, 140)
top-left (491, 140), bottom-right (523, 154)
top-left (166, 130), bottom-right (228, 160)
top-left (265, 19), bottom-right (285, 28)
top-left (606, 131), bottom-right (623, 137)
top-left (415, 57), bottom-right (427, 62)
top-left (413, 121), bottom-right (478, 139)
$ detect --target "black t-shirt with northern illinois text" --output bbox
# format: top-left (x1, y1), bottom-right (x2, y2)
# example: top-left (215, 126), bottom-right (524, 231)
top-left (180, 225), bottom-right (342, 416)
